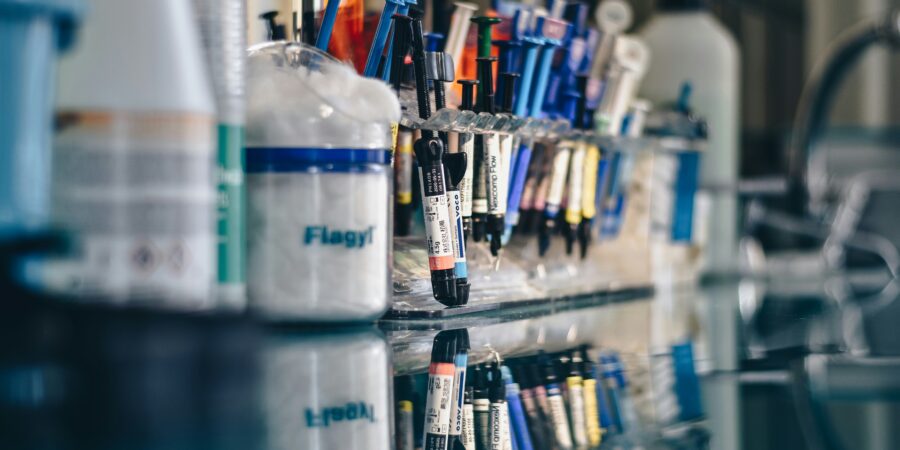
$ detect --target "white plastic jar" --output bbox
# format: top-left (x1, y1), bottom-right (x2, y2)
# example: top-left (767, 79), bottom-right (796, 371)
top-left (245, 43), bottom-right (400, 321)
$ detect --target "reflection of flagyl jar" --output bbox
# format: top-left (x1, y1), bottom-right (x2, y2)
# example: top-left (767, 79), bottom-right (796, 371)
top-left (245, 43), bottom-right (399, 321)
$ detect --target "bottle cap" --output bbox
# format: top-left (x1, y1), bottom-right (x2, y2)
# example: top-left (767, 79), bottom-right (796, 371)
top-left (488, 364), bottom-right (506, 402)
top-left (455, 328), bottom-right (470, 351)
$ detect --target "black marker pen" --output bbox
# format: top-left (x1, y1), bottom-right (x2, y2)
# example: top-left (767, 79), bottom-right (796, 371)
top-left (424, 331), bottom-right (458, 450)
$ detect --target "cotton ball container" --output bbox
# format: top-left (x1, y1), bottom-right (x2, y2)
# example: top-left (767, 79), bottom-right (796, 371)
top-left (245, 43), bottom-right (400, 321)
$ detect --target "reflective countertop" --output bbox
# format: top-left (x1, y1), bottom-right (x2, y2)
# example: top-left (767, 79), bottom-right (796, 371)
top-left (2, 276), bottom-right (900, 450)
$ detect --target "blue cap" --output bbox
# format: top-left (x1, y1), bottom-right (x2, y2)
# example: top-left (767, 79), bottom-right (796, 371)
top-left (562, 90), bottom-right (581, 123)
top-left (424, 32), bottom-right (445, 52)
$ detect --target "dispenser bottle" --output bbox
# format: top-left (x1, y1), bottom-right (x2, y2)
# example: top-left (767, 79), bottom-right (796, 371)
top-left (52, 0), bottom-right (216, 307)
top-left (638, 0), bottom-right (740, 273)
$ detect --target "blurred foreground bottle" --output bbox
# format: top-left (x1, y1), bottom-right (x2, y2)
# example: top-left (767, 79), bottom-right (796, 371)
top-left (639, 0), bottom-right (740, 275)
top-left (48, 0), bottom-right (217, 308)
top-left (193, 0), bottom-right (248, 309)
top-left (0, 0), bottom-right (83, 238)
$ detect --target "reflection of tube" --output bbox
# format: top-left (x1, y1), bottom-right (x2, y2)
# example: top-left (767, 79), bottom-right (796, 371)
top-left (424, 332), bottom-right (458, 450)
top-left (488, 365), bottom-right (511, 450)
top-left (398, 400), bottom-right (415, 450)
top-left (501, 366), bottom-right (534, 450)
top-left (542, 356), bottom-right (573, 449)
top-left (462, 387), bottom-right (476, 450)
top-left (449, 330), bottom-right (471, 449)
top-left (579, 348), bottom-right (602, 447)
top-left (471, 365), bottom-right (492, 450)
top-left (516, 366), bottom-right (550, 450)
top-left (397, 375), bottom-right (417, 450)
top-left (566, 354), bottom-right (588, 448)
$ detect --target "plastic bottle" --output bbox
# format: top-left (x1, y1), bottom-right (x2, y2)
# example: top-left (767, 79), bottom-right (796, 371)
top-left (0, 0), bottom-right (82, 238)
top-left (193, 0), bottom-right (248, 308)
top-left (638, 0), bottom-right (740, 273)
top-left (51, 0), bottom-right (217, 307)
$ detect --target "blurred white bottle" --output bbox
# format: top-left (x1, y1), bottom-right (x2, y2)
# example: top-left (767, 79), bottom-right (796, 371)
top-left (639, 0), bottom-right (740, 274)
top-left (51, 0), bottom-right (217, 307)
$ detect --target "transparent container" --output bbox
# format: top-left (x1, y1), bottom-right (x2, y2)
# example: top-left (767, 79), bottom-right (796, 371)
top-left (245, 43), bottom-right (400, 321)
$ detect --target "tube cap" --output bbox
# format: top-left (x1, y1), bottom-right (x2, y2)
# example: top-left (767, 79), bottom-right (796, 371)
top-left (656, 0), bottom-right (708, 11)
top-left (488, 364), bottom-right (506, 402)
top-left (500, 72), bottom-right (520, 113)
top-left (431, 330), bottom-right (458, 363)
top-left (458, 79), bottom-right (479, 111)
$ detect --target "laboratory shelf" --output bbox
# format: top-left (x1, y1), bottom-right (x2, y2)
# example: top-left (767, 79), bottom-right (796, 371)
top-left (382, 293), bottom-right (655, 376)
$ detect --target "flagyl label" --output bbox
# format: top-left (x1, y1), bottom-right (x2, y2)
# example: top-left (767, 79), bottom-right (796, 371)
top-left (304, 226), bottom-right (376, 249)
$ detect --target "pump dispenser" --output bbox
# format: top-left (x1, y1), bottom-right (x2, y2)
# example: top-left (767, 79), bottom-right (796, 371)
top-left (639, 0), bottom-right (739, 273)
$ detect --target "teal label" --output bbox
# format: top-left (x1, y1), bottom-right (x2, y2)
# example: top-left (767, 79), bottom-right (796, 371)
top-left (304, 226), bottom-right (375, 249)
top-left (216, 124), bottom-right (245, 285)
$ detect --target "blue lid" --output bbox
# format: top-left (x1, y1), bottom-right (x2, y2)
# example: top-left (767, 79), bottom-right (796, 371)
top-left (424, 32), bottom-right (445, 52)
top-left (563, 2), bottom-right (588, 37)
top-left (562, 90), bottom-right (580, 123)
top-left (0, 0), bottom-right (85, 51)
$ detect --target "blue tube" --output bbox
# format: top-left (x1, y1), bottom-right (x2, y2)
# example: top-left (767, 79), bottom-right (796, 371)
top-left (380, 0), bottom-right (412, 81)
top-left (315, 0), bottom-right (342, 51)
top-left (514, 37), bottom-right (541, 117)
top-left (364, 0), bottom-right (402, 77)
top-left (503, 140), bottom-right (532, 238)
top-left (494, 39), bottom-right (522, 104)
top-left (528, 39), bottom-right (559, 118)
